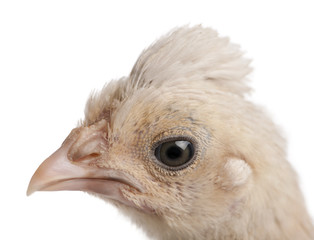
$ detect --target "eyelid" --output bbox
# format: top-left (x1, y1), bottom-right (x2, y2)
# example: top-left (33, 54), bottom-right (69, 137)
top-left (152, 134), bottom-right (196, 147)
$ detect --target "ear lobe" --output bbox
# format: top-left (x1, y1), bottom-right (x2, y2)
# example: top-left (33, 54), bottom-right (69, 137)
top-left (216, 158), bottom-right (252, 190)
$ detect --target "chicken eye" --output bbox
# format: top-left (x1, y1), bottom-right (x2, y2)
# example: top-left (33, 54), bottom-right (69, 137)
top-left (154, 140), bottom-right (194, 168)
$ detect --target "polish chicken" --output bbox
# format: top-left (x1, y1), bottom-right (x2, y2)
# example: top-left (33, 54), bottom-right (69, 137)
top-left (27, 26), bottom-right (314, 240)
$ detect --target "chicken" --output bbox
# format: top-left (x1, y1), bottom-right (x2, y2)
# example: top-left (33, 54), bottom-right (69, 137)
top-left (27, 26), bottom-right (314, 240)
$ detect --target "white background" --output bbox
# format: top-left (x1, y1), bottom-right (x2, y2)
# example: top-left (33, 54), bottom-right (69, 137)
top-left (0, 1), bottom-right (313, 239)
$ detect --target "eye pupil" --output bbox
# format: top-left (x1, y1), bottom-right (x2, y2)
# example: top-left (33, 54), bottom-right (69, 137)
top-left (154, 139), bottom-right (195, 169)
top-left (166, 146), bottom-right (182, 159)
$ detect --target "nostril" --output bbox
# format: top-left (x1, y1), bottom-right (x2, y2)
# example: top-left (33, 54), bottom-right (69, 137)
top-left (87, 153), bottom-right (101, 158)
top-left (68, 137), bottom-right (104, 163)
top-left (71, 152), bottom-right (101, 163)
top-left (66, 125), bottom-right (107, 164)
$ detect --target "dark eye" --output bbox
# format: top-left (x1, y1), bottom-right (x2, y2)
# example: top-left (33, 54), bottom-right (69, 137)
top-left (154, 140), bottom-right (195, 168)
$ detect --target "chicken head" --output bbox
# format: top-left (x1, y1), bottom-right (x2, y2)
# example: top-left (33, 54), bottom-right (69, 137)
top-left (27, 26), bottom-right (314, 240)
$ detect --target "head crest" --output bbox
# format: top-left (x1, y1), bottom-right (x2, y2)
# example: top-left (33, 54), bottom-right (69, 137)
top-left (85, 26), bottom-right (252, 124)
top-left (128, 25), bottom-right (252, 96)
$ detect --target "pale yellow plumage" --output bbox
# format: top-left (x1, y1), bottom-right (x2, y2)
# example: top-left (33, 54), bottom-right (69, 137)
top-left (27, 26), bottom-right (314, 240)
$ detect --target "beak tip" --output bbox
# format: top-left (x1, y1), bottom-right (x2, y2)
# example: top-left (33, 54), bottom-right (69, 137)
top-left (26, 185), bottom-right (35, 196)
top-left (27, 176), bottom-right (39, 196)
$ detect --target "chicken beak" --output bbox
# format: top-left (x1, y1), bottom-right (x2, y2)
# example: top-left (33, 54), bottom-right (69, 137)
top-left (26, 143), bottom-right (101, 196)
top-left (27, 127), bottom-right (144, 209)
